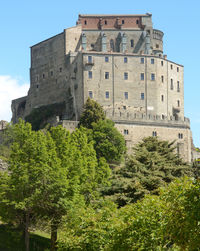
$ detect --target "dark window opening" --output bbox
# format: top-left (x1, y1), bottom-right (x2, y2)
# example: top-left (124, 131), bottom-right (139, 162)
top-left (122, 20), bottom-right (125, 24)
top-left (131, 39), bottom-right (134, 47)
top-left (84, 20), bottom-right (87, 25)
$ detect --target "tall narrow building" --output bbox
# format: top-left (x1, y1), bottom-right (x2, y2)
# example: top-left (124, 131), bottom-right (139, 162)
top-left (12, 14), bottom-right (193, 162)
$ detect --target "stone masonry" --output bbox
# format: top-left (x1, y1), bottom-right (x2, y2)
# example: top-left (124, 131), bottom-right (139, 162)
top-left (11, 14), bottom-right (194, 162)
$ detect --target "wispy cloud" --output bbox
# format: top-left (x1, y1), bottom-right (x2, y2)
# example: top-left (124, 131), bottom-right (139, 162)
top-left (0, 75), bottom-right (29, 122)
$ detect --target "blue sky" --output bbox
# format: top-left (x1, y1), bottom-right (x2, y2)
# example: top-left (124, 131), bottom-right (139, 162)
top-left (0, 0), bottom-right (199, 146)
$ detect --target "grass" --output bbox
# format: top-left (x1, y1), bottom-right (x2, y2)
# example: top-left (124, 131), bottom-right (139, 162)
top-left (0, 224), bottom-right (51, 251)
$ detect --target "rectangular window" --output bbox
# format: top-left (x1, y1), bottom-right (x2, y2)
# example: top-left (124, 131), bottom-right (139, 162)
top-left (151, 73), bottom-right (155, 81)
top-left (131, 39), bottom-right (134, 47)
top-left (105, 91), bottom-right (109, 99)
top-left (124, 72), bottom-right (128, 80)
top-left (141, 73), bottom-right (144, 81)
top-left (177, 81), bottom-right (180, 92)
top-left (124, 129), bottom-right (129, 135)
top-left (171, 64), bottom-right (173, 70)
top-left (141, 58), bottom-right (144, 64)
top-left (151, 58), bottom-right (154, 64)
top-left (177, 67), bottom-right (179, 72)
top-left (50, 71), bottom-right (53, 77)
top-left (161, 75), bottom-right (164, 83)
top-left (105, 72), bottom-right (109, 79)
top-left (124, 92), bottom-right (128, 99)
top-left (170, 79), bottom-right (173, 90)
top-left (161, 95), bottom-right (164, 102)
top-left (88, 71), bottom-right (92, 79)
top-left (152, 131), bottom-right (157, 137)
top-left (88, 56), bottom-right (92, 63)
top-left (89, 91), bottom-right (93, 98)
top-left (177, 100), bottom-right (180, 107)
top-left (141, 93), bottom-right (144, 100)
top-left (105, 56), bottom-right (109, 62)
top-left (122, 20), bottom-right (125, 24)
top-left (161, 61), bottom-right (163, 66)
top-left (124, 57), bottom-right (128, 63)
top-left (42, 73), bottom-right (45, 79)
top-left (178, 133), bottom-right (183, 139)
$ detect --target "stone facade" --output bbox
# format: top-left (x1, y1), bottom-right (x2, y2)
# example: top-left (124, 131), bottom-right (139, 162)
top-left (11, 14), bottom-right (194, 162)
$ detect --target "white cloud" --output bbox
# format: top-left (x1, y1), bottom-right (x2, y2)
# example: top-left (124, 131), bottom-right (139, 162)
top-left (0, 75), bottom-right (29, 122)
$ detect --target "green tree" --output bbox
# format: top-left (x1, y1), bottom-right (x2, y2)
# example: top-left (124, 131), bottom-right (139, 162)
top-left (105, 136), bottom-right (193, 206)
top-left (91, 119), bottom-right (126, 164)
top-left (0, 119), bottom-right (60, 251)
top-left (78, 98), bottom-right (105, 129)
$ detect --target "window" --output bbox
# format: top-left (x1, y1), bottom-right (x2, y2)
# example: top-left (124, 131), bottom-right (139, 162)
top-left (124, 129), bottom-right (129, 135)
top-left (151, 58), bottom-right (154, 64)
top-left (161, 61), bottom-right (163, 66)
top-left (124, 57), bottom-right (128, 63)
top-left (177, 100), bottom-right (180, 107)
top-left (59, 67), bottom-right (62, 72)
top-left (122, 20), bottom-right (125, 24)
top-left (131, 39), bottom-right (134, 47)
top-left (152, 131), bottom-right (157, 137)
top-left (156, 44), bottom-right (159, 48)
top-left (151, 73), bottom-right (155, 81)
top-left (84, 20), bottom-right (87, 25)
top-left (177, 67), bottom-right (179, 72)
top-left (105, 20), bottom-right (107, 25)
top-left (161, 75), bottom-right (164, 83)
top-left (141, 93), bottom-right (144, 100)
top-left (36, 85), bottom-right (39, 89)
top-left (124, 92), bottom-right (128, 99)
top-left (89, 91), bottom-right (93, 98)
top-left (141, 73), bottom-right (144, 81)
top-left (171, 64), bottom-right (173, 70)
top-left (105, 72), bottom-right (109, 79)
top-left (42, 73), bottom-right (45, 79)
top-left (105, 56), bottom-right (109, 62)
top-left (35, 76), bottom-right (39, 81)
top-left (170, 79), bottom-right (173, 90)
top-left (136, 19), bottom-right (139, 24)
top-left (88, 56), bottom-right (92, 63)
top-left (124, 72), bottom-right (128, 80)
top-left (178, 133), bottom-right (183, 139)
top-left (162, 114), bottom-right (165, 119)
top-left (177, 81), bottom-right (180, 92)
top-left (161, 95), bottom-right (164, 102)
top-left (105, 91), bottom-right (109, 99)
top-left (88, 71), bottom-right (92, 79)
top-left (50, 71), bottom-right (53, 76)
top-left (141, 57), bottom-right (144, 64)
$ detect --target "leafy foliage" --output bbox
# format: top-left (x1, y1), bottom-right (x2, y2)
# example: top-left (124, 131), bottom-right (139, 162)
top-left (104, 137), bottom-right (193, 206)
top-left (78, 98), bottom-right (105, 129)
top-left (25, 102), bottom-right (66, 130)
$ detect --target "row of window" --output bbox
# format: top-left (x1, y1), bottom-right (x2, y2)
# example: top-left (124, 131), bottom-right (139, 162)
top-left (124, 130), bottom-right (184, 139)
top-left (84, 19), bottom-right (139, 25)
top-left (87, 56), bottom-right (180, 71)
top-left (35, 67), bottom-right (62, 81)
top-left (88, 91), bottom-right (145, 100)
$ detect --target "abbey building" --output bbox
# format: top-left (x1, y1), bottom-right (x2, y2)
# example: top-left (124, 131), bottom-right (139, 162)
top-left (12, 14), bottom-right (193, 162)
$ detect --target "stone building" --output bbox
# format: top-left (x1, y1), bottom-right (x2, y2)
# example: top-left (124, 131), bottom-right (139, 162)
top-left (11, 14), bottom-right (193, 162)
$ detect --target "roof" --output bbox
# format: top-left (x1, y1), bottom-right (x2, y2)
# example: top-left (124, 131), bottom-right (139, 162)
top-left (79, 13), bottom-right (152, 18)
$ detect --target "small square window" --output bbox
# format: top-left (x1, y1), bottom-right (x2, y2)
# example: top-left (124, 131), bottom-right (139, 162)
top-left (88, 56), bottom-right (92, 63)
top-left (105, 72), bottom-right (109, 79)
top-left (156, 44), bottom-right (159, 48)
top-left (161, 61), bottom-right (163, 66)
top-left (124, 129), bottom-right (129, 135)
top-left (151, 58), bottom-right (154, 64)
top-left (124, 72), bottom-right (128, 80)
top-left (105, 91), bottom-right (109, 99)
top-left (152, 131), bottom-right (157, 137)
top-left (124, 92), bottom-right (128, 99)
top-left (89, 91), bottom-right (93, 98)
top-left (141, 93), bottom-right (144, 100)
top-left (105, 56), bottom-right (109, 62)
top-left (141, 58), bottom-right (144, 64)
top-left (141, 73), bottom-right (144, 81)
top-left (151, 73), bottom-right (155, 81)
top-left (124, 57), bottom-right (128, 63)
top-left (88, 71), bottom-right (92, 79)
